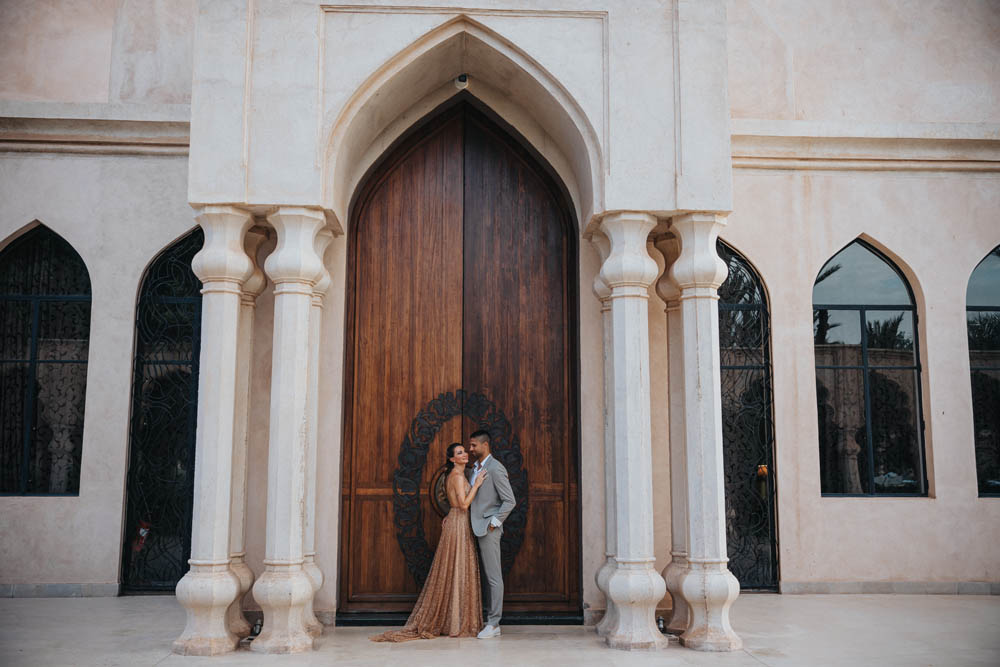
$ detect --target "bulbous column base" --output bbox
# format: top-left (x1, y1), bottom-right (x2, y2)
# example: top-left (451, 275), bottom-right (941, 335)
top-left (679, 562), bottom-right (742, 651)
top-left (594, 555), bottom-right (617, 636)
top-left (662, 555), bottom-right (690, 635)
top-left (251, 565), bottom-right (315, 654)
top-left (226, 557), bottom-right (254, 638)
top-left (173, 564), bottom-right (241, 656)
top-left (302, 555), bottom-right (324, 638)
top-left (604, 561), bottom-right (668, 650)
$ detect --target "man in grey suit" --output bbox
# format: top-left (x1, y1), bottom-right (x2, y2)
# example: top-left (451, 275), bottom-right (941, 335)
top-left (466, 429), bottom-right (516, 638)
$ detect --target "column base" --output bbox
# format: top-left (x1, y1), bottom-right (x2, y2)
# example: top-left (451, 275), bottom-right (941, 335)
top-left (662, 554), bottom-right (690, 635)
top-left (594, 555), bottom-right (617, 637)
top-left (303, 555), bottom-right (324, 638)
top-left (173, 564), bottom-right (240, 656)
top-left (604, 561), bottom-right (669, 650)
top-left (226, 557), bottom-right (255, 638)
top-left (251, 564), bottom-right (315, 654)
top-left (678, 561), bottom-right (742, 652)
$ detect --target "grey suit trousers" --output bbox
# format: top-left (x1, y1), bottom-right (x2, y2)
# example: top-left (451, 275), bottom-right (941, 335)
top-left (477, 527), bottom-right (503, 626)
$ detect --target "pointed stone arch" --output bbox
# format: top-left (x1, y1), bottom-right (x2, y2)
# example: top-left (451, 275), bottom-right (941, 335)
top-left (324, 15), bottom-right (603, 231)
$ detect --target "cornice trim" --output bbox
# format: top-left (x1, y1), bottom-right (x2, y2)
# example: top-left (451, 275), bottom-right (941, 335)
top-left (0, 116), bottom-right (190, 156)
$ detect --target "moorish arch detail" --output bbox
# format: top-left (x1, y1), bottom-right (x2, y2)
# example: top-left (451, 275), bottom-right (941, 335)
top-left (324, 14), bottom-right (604, 232)
top-left (0, 224), bottom-right (92, 495)
top-left (339, 101), bottom-right (580, 616)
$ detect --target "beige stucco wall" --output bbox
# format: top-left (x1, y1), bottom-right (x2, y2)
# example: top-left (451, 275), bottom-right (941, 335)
top-left (0, 0), bottom-right (195, 106)
top-left (726, 166), bottom-right (1000, 585)
top-left (728, 0), bottom-right (1000, 124)
top-left (0, 152), bottom-right (194, 592)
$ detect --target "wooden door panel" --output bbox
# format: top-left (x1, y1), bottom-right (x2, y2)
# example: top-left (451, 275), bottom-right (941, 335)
top-left (341, 103), bottom-right (579, 614)
top-left (342, 113), bottom-right (464, 610)
top-left (349, 115), bottom-right (464, 488)
top-left (462, 112), bottom-right (577, 604)
top-left (350, 497), bottom-right (419, 598)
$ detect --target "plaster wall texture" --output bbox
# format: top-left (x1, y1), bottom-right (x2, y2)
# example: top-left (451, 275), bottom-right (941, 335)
top-left (726, 166), bottom-right (1000, 585)
top-left (0, 0), bottom-right (196, 108)
top-left (0, 153), bottom-right (194, 588)
top-left (727, 0), bottom-right (1000, 125)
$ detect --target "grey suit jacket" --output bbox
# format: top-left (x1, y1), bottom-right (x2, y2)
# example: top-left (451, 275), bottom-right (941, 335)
top-left (467, 455), bottom-right (516, 538)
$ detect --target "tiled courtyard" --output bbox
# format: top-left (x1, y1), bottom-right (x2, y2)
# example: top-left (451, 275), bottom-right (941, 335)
top-left (1, 593), bottom-right (998, 666)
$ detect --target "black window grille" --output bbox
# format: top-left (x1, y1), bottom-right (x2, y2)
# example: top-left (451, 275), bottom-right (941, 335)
top-left (121, 229), bottom-right (203, 592)
top-left (0, 226), bottom-right (91, 495)
top-left (967, 245), bottom-right (1000, 497)
top-left (717, 240), bottom-right (778, 590)
top-left (813, 240), bottom-right (926, 496)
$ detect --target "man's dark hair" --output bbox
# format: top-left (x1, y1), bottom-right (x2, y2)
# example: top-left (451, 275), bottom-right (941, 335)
top-left (469, 429), bottom-right (491, 443)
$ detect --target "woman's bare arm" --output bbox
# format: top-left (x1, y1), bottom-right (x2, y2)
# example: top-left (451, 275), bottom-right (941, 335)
top-left (447, 472), bottom-right (486, 510)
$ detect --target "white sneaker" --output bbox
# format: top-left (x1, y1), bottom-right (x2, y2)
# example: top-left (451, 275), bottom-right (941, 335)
top-left (477, 625), bottom-right (501, 639)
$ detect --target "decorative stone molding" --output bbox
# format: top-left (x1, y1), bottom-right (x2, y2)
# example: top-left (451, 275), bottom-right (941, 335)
top-left (653, 234), bottom-right (691, 636)
top-left (174, 205), bottom-right (254, 656)
top-left (302, 228), bottom-right (334, 638)
top-left (226, 228), bottom-right (268, 638)
top-left (669, 212), bottom-right (742, 652)
top-left (596, 212), bottom-right (667, 650)
top-left (252, 207), bottom-right (326, 654)
top-left (0, 114), bottom-right (190, 156)
top-left (589, 230), bottom-right (617, 638)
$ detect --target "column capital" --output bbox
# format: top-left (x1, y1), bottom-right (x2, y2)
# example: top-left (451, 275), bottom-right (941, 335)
top-left (589, 230), bottom-right (612, 304)
top-left (241, 228), bottom-right (269, 302)
top-left (264, 207), bottom-right (326, 287)
top-left (192, 206), bottom-right (254, 288)
top-left (668, 212), bottom-right (728, 292)
top-left (597, 211), bottom-right (659, 292)
top-left (311, 229), bottom-right (335, 300)
top-left (652, 235), bottom-right (682, 307)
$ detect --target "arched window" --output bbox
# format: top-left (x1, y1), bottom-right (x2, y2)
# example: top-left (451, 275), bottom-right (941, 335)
top-left (967, 246), bottom-right (1000, 497)
top-left (0, 226), bottom-right (92, 495)
top-left (718, 241), bottom-right (778, 590)
top-left (813, 240), bottom-right (926, 495)
top-left (121, 229), bottom-right (204, 591)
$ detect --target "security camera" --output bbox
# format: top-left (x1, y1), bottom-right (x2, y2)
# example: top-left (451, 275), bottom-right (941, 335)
top-left (454, 74), bottom-right (469, 90)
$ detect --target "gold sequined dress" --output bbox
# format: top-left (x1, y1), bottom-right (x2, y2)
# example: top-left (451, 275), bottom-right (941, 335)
top-left (370, 477), bottom-right (483, 641)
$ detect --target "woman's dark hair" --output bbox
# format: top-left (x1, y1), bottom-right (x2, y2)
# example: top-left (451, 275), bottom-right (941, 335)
top-left (445, 442), bottom-right (464, 473)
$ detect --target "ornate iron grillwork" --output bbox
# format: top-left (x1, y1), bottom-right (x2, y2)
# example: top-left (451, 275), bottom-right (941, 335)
top-left (0, 226), bottom-right (91, 495)
top-left (121, 229), bottom-right (204, 592)
top-left (967, 246), bottom-right (1000, 496)
top-left (717, 240), bottom-right (778, 591)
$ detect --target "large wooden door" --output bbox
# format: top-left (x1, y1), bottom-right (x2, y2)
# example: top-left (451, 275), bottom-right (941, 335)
top-left (339, 102), bottom-right (579, 616)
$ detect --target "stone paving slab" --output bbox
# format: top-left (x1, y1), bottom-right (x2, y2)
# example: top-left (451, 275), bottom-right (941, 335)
top-left (1, 594), bottom-right (998, 666)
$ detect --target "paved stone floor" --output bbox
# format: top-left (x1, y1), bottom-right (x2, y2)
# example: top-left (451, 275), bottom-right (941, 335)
top-left (1, 594), bottom-right (998, 666)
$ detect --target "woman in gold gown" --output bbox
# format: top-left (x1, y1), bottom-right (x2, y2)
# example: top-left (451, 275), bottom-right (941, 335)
top-left (371, 442), bottom-right (487, 641)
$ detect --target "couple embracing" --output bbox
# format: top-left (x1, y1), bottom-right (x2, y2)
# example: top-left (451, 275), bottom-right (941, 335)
top-left (372, 430), bottom-right (516, 642)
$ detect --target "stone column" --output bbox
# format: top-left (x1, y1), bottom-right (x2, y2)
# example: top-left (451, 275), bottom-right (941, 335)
top-left (251, 207), bottom-right (325, 654)
top-left (225, 228), bottom-right (268, 638)
top-left (589, 231), bottom-right (618, 637)
top-left (174, 205), bottom-right (254, 656)
top-left (670, 213), bottom-right (742, 651)
top-left (598, 212), bottom-right (668, 651)
top-left (654, 235), bottom-right (691, 636)
top-left (302, 228), bottom-right (334, 637)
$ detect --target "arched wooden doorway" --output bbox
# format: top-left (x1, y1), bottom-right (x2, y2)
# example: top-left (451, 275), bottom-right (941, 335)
top-left (339, 100), bottom-right (580, 619)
